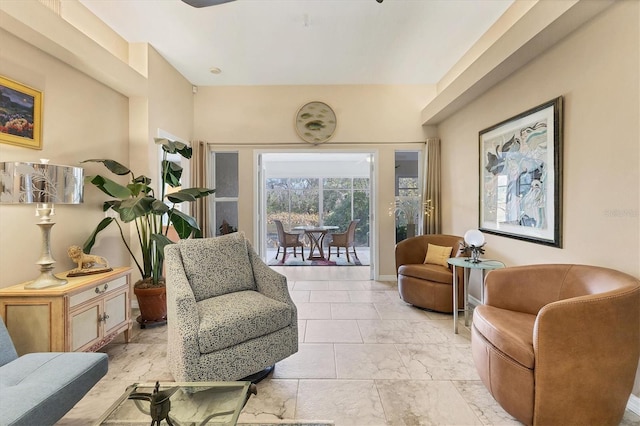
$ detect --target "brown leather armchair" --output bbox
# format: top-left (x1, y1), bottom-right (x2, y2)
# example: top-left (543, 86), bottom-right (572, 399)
top-left (395, 234), bottom-right (465, 313)
top-left (472, 264), bottom-right (640, 426)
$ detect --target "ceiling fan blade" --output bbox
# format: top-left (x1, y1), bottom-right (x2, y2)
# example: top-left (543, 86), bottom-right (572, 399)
top-left (181, 0), bottom-right (236, 8)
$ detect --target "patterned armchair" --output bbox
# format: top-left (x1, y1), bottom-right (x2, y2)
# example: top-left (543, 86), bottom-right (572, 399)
top-left (165, 232), bottom-right (298, 382)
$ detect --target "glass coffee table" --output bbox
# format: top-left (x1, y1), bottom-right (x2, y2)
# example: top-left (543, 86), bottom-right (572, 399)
top-left (95, 381), bottom-right (256, 425)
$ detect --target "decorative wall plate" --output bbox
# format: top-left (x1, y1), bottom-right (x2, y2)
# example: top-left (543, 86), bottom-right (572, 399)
top-left (295, 101), bottom-right (336, 144)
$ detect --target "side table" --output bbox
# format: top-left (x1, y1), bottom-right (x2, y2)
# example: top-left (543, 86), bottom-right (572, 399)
top-left (447, 257), bottom-right (505, 334)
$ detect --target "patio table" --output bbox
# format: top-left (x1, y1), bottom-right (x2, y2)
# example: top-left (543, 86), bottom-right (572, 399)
top-left (293, 226), bottom-right (339, 260)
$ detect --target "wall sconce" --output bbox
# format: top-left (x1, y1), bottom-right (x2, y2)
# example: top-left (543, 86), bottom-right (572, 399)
top-left (462, 229), bottom-right (485, 263)
top-left (0, 160), bottom-right (83, 289)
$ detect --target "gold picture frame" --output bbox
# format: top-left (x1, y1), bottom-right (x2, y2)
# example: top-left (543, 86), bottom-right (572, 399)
top-left (0, 75), bottom-right (43, 150)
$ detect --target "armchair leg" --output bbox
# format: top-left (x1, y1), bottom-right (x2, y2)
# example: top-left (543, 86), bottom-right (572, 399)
top-left (241, 365), bottom-right (275, 384)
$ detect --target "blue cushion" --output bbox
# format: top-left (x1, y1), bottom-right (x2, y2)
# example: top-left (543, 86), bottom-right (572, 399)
top-left (0, 352), bottom-right (108, 426)
top-left (0, 318), bottom-right (18, 367)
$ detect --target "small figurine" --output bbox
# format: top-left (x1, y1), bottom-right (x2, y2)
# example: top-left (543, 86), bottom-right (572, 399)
top-left (67, 245), bottom-right (112, 276)
top-left (129, 381), bottom-right (179, 426)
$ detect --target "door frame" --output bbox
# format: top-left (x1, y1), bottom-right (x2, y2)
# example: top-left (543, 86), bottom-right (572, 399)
top-left (254, 149), bottom-right (377, 280)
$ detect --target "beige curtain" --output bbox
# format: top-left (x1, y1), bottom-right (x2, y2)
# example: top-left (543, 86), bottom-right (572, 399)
top-left (423, 138), bottom-right (441, 234)
top-left (191, 140), bottom-right (211, 237)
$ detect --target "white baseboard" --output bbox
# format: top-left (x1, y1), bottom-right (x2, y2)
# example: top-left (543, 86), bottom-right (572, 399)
top-left (377, 274), bottom-right (397, 282)
top-left (628, 394), bottom-right (640, 416)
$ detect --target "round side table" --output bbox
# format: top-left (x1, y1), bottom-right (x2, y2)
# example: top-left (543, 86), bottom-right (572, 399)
top-left (447, 257), bottom-right (505, 334)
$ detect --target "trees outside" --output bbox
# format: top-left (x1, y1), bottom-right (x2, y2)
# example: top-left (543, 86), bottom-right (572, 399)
top-left (266, 177), bottom-right (369, 248)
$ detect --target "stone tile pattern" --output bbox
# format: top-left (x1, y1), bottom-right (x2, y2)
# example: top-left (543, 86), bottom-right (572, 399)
top-left (60, 272), bottom-right (640, 426)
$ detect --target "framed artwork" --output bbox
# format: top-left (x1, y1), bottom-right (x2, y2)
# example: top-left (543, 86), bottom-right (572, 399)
top-left (0, 76), bottom-right (43, 149)
top-left (479, 97), bottom-right (563, 247)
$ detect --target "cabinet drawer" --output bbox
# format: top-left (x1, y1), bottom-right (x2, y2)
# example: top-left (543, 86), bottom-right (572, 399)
top-left (70, 276), bottom-right (128, 307)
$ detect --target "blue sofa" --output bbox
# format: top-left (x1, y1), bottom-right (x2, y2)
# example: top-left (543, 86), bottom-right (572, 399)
top-left (0, 317), bottom-right (108, 426)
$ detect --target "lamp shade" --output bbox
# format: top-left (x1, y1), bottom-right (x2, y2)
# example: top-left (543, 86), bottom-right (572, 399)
top-left (0, 161), bottom-right (83, 205)
top-left (464, 229), bottom-right (485, 246)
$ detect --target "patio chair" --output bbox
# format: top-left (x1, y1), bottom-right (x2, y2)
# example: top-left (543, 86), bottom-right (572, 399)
top-left (327, 219), bottom-right (360, 263)
top-left (274, 220), bottom-right (304, 260)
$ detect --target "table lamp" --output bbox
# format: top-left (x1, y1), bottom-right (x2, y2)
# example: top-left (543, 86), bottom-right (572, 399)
top-left (463, 229), bottom-right (485, 263)
top-left (0, 160), bottom-right (83, 289)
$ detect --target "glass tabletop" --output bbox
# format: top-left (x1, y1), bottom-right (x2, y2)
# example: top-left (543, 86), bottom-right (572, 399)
top-left (96, 381), bottom-right (255, 425)
top-left (447, 257), bottom-right (505, 270)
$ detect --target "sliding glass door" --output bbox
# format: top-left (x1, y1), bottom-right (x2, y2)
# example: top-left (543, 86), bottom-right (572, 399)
top-left (258, 152), bottom-right (374, 275)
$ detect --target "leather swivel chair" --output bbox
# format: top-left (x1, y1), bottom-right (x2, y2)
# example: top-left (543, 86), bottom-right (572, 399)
top-left (472, 264), bottom-right (640, 425)
top-left (395, 234), bottom-right (465, 313)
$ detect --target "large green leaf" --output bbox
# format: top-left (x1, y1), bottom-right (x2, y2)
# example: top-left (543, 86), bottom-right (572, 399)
top-left (169, 209), bottom-right (200, 239)
top-left (151, 233), bottom-right (174, 258)
top-left (166, 191), bottom-right (197, 204)
top-left (162, 160), bottom-right (183, 188)
top-left (127, 182), bottom-right (151, 197)
top-left (156, 138), bottom-right (192, 159)
top-left (178, 187), bottom-right (216, 199)
top-left (103, 200), bottom-right (121, 212)
top-left (118, 195), bottom-right (156, 222)
top-left (151, 199), bottom-right (170, 215)
top-left (85, 175), bottom-right (132, 199)
top-left (81, 159), bottom-right (130, 175)
top-left (83, 217), bottom-right (114, 253)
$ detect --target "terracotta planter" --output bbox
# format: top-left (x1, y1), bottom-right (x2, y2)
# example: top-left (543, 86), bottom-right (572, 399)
top-left (133, 285), bottom-right (167, 328)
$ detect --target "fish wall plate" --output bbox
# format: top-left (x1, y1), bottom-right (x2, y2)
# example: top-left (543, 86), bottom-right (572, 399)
top-left (295, 101), bottom-right (337, 144)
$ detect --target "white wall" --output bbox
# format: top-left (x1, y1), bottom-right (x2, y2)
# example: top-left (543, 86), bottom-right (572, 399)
top-left (194, 85), bottom-right (435, 277)
top-left (0, 28), bottom-right (130, 287)
top-left (437, 0), bottom-right (640, 395)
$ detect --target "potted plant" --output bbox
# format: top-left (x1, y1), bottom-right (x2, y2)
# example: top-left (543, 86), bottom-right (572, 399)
top-left (82, 138), bottom-right (215, 327)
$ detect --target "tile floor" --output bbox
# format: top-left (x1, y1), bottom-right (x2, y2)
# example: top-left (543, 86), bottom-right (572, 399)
top-left (60, 267), bottom-right (640, 425)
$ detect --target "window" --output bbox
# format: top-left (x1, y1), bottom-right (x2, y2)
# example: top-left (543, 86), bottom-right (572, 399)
top-left (394, 151), bottom-right (421, 242)
top-left (210, 152), bottom-right (238, 236)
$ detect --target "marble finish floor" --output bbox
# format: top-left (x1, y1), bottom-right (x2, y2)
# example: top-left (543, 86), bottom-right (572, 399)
top-left (60, 269), bottom-right (640, 425)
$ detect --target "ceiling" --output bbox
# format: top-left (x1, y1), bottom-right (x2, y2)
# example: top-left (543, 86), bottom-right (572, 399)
top-left (78, 0), bottom-right (513, 87)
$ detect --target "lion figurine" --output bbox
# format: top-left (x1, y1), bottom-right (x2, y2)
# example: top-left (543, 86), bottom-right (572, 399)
top-left (67, 246), bottom-right (112, 275)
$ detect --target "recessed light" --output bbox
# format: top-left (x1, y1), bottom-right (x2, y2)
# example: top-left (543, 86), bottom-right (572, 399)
top-left (210, 67), bottom-right (222, 74)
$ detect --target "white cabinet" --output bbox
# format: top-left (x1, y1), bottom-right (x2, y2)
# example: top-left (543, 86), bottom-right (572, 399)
top-left (0, 267), bottom-right (132, 355)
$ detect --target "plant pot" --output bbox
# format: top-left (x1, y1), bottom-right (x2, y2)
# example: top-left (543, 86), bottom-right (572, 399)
top-left (133, 285), bottom-right (167, 328)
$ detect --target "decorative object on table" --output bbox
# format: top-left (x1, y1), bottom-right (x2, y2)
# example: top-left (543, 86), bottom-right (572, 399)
top-left (128, 381), bottom-right (180, 426)
top-left (82, 138), bottom-right (215, 327)
top-left (460, 229), bottom-right (486, 263)
top-left (0, 160), bottom-right (83, 288)
top-left (479, 97), bottom-right (563, 247)
top-left (0, 76), bottom-right (43, 149)
top-left (66, 245), bottom-right (112, 276)
top-left (295, 101), bottom-right (336, 144)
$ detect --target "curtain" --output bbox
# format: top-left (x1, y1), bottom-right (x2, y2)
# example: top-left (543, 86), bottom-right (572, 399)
top-left (423, 138), bottom-right (441, 234)
top-left (191, 140), bottom-right (211, 237)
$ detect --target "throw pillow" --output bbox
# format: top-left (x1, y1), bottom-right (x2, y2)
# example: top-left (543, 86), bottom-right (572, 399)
top-left (424, 243), bottom-right (453, 268)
